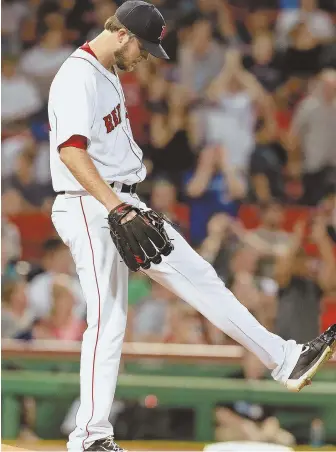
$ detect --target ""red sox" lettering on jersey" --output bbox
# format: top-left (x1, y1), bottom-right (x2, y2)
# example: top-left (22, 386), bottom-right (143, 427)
top-left (103, 103), bottom-right (121, 133)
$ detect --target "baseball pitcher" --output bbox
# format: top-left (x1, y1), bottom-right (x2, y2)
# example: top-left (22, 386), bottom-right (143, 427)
top-left (49, 1), bottom-right (336, 451)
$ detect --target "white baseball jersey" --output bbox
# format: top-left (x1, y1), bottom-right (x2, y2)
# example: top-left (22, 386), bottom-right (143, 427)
top-left (48, 46), bottom-right (146, 192)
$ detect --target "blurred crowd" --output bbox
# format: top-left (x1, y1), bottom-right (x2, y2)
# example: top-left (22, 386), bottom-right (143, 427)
top-left (2, 0), bottom-right (336, 348)
top-left (1, 0), bottom-right (336, 443)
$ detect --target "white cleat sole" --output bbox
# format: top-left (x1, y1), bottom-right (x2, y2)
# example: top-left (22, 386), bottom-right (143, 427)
top-left (285, 340), bottom-right (336, 392)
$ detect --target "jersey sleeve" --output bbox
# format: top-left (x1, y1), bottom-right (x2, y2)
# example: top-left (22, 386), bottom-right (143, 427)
top-left (49, 59), bottom-right (96, 150)
top-left (59, 134), bottom-right (88, 151)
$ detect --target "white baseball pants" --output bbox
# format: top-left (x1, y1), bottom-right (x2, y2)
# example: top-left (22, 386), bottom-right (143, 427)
top-left (51, 191), bottom-right (301, 451)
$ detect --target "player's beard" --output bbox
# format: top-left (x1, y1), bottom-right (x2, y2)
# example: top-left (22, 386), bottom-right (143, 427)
top-left (113, 40), bottom-right (140, 72)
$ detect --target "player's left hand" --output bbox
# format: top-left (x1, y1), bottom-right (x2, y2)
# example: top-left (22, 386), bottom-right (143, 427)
top-left (108, 203), bottom-right (174, 271)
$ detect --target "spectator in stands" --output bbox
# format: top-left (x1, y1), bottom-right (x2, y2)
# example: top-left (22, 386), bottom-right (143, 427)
top-left (46, 6), bottom-right (90, 48)
top-left (19, 29), bottom-right (74, 99)
top-left (235, 8), bottom-right (273, 48)
top-left (185, 0), bottom-right (240, 46)
top-left (275, 215), bottom-right (336, 343)
top-left (248, 79), bottom-right (287, 204)
top-left (1, 56), bottom-right (42, 125)
top-left (290, 69), bottom-right (336, 205)
top-left (226, 245), bottom-right (264, 314)
top-left (205, 48), bottom-right (273, 173)
top-left (59, 0), bottom-right (94, 46)
top-left (1, 0), bottom-right (30, 55)
top-left (165, 301), bottom-right (205, 344)
top-left (149, 82), bottom-right (195, 184)
top-left (215, 350), bottom-right (296, 446)
top-left (27, 238), bottom-right (86, 320)
top-left (198, 213), bottom-right (241, 281)
top-left (270, 77), bottom-right (309, 204)
top-left (146, 72), bottom-right (168, 114)
top-left (1, 218), bottom-right (22, 264)
top-left (185, 144), bottom-right (245, 245)
top-left (281, 19), bottom-right (325, 78)
top-left (18, 0), bottom-right (71, 52)
top-left (2, 132), bottom-right (52, 215)
top-left (247, 33), bottom-right (284, 93)
top-left (2, 148), bottom-right (52, 214)
top-left (248, 142), bottom-right (288, 204)
top-left (276, 0), bottom-right (334, 49)
top-left (87, 1), bottom-right (117, 42)
top-left (1, 278), bottom-right (34, 338)
top-left (2, 133), bottom-right (34, 183)
top-left (119, 67), bottom-right (149, 146)
top-left (199, 204), bottom-right (283, 326)
top-left (41, 9), bottom-right (68, 38)
top-left (319, 189), bottom-right (336, 243)
top-left (130, 281), bottom-right (176, 342)
top-left (126, 273), bottom-right (151, 340)
top-left (203, 212), bottom-right (282, 327)
top-left (178, 17), bottom-right (225, 99)
top-left (226, 242), bottom-right (277, 330)
top-left (150, 179), bottom-right (190, 238)
top-left (35, 274), bottom-right (86, 341)
top-left (243, 200), bottom-right (291, 278)
top-left (18, 0), bottom-right (40, 51)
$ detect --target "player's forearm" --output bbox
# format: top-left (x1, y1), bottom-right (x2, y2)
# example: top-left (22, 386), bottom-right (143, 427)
top-left (60, 147), bottom-right (121, 211)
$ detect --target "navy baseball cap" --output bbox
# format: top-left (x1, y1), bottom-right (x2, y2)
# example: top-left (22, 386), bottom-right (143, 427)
top-left (115, 0), bottom-right (169, 59)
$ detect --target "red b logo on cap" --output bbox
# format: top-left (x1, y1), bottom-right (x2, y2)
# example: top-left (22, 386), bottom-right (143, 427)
top-left (159, 25), bottom-right (166, 41)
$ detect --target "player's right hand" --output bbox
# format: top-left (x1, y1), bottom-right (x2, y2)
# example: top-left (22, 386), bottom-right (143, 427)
top-left (107, 203), bottom-right (174, 271)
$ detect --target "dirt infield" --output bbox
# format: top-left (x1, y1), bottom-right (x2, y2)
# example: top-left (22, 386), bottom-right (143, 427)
top-left (1, 445), bottom-right (34, 452)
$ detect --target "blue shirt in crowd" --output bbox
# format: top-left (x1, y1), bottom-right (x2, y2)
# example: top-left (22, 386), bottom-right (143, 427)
top-left (183, 171), bottom-right (240, 245)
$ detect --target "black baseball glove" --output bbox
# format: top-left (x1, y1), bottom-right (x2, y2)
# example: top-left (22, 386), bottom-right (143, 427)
top-left (108, 202), bottom-right (174, 272)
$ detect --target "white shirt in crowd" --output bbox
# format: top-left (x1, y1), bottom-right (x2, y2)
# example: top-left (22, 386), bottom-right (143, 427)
top-left (1, 135), bottom-right (51, 185)
top-left (1, 74), bottom-right (42, 122)
top-left (28, 272), bottom-right (86, 320)
top-left (292, 94), bottom-right (336, 173)
top-left (276, 9), bottom-right (335, 48)
top-left (20, 45), bottom-right (74, 99)
top-left (205, 91), bottom-right (255, 172)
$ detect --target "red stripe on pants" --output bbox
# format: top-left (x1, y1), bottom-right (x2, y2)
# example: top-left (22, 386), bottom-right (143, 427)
top-left (80, 196), bottom-right (101, 451)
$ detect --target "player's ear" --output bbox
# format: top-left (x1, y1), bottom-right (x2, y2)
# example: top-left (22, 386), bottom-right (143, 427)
top-left (117, 28), bottom-right (130, 45)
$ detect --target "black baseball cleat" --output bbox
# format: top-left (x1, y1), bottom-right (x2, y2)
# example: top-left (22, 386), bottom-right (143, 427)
top-left (285, 324), bottom-right (336, 392)
top-left (85, 436), bottom-right (126, 451)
